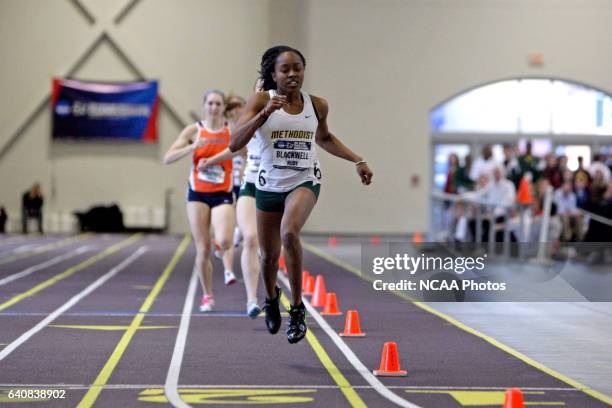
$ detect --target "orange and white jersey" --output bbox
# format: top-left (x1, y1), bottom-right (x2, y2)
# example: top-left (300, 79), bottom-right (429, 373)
top-left (189, 122), bottom-right (233, 193)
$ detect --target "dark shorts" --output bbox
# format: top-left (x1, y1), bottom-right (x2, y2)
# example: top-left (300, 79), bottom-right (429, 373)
top-left (232, 185), bottom-right (241, 201)
top-left (239, 181), bottom-right (257, 198)
top-left (256, 182), bottom-right (320, 212)
top-left (187, 188), bottom-right (234, 208)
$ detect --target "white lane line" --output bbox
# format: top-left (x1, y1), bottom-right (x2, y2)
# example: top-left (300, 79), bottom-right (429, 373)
top-left (278, 273), bottom-right (422, 408)
top-left (0, 244), bottom-right (39, 258)
top-left (0, 383), bottom-right (582, 391)
top-left (165, 267), bottom-right (199, 408)
top-left (0, 246), bottom-right (90, 287)
top-left (0, 246), bottom-right (148, 362)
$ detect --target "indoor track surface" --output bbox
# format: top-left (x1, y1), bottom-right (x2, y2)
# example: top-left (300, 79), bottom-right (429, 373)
top-left (0, 233), bottom-right (610, 407)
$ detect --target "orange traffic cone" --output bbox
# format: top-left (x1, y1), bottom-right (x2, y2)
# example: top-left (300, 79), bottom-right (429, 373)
top-left (278, 254), bottom-right (287, 275)
top-left (373, 342), bottom-right (407, 377)
top-left (303, 275), bottom-right (315, 296)
top-left (311, 275), bottom-right (327, 307)
top-left (301, 270), bottom-right (311, 291)
top-left (339, 310), bottom-right (365, 337)
top-left (328, 236), bottom-right (337, 247)
top-left (517, 177), bottom-right (533, 205)
top-left (370, 235), bottom-right (381, 246)
top-left (503, 388), bottom-right (524, 408)
top-left (413, 232), bottom-right (423, 245)
top-left (321, 292), bottom-right (342, 315)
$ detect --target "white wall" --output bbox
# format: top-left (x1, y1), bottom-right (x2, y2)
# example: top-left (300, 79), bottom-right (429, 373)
top-left (0, 0), bottom-right (289, 233)
top-left (2, 0), bottom-right (612, 233)
top-left (298, 0), bottom-right (612, 233)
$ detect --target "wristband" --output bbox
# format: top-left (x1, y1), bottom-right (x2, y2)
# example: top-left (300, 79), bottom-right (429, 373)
top-left (355, 160), bottom-right (366, 166)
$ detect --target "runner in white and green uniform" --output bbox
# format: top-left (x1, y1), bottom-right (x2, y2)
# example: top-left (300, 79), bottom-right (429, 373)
top-left (239, 135), bottom-right (262, 198)
top-left (230, 46), bottom-right (373, 344)
top-left (253, 88), bottom-right (322, 212)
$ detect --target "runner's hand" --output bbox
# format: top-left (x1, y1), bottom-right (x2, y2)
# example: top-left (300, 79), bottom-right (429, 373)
top-left (263, 95), bottom-right (288, 116)
top-left (197, 158), bottom-right (209, 171)
top-left (356, 162), bottom-right (373, 185)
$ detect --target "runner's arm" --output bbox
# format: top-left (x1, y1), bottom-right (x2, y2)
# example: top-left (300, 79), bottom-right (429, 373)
top-left (312, 96), bottom-right (373, 185)
top-left (229, 92), bottom-right (269, 152)
top-left (163, 123), bottom-right (199, 164)
top-left (198, 147), bottom-right (244, 169)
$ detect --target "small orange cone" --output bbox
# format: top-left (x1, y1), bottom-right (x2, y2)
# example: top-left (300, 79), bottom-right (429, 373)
top-left (301, 270), bottom-right (311, 290)
top-left (321, 292), bottom-right (342, 315)
top-left (370, 235), bottom-right (381, 246)
top-left (328, 236), bottom-right (337, 247)
top-left (339, 310), bottom-right (365, 337)
top-left (303, 275), bottom-right (315, 296)
top-left (413, 232), bottom-right (423, 245)
top-left (278, 254), bottom-right (287, 275)
top-left (311, 275), bottom-right (327, 307)
top-left (373, 342), bottom-right (407, 377)
top-left (517, 177), bottom-right (533, 205)
top-left (503, 388), bottom-right (525, 408)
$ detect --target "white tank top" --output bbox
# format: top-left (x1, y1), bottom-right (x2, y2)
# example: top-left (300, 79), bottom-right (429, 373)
top-left (243, 136), bottom-right (262, 185)
top-left (232, 155), bottom-right (244, 187)
top-left (255, 90), bottom-right (322, 192)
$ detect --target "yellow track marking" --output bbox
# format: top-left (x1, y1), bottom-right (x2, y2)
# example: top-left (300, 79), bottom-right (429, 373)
top-left (302, 242), bottom-right (612, 406)
top-left (0, 234), bottom-right (141, 312)
top-left (139, 388), bottom-right (315, 404)
top-left (76, 235), bottom-right (191, 408)
top-left (405, 390), bottom-right (564, 406)
top-left (279, 296), bottom-right (366, 408)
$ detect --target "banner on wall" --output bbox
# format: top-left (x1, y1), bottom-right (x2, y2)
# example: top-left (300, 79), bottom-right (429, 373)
top-left (51, 78), bottom-right (159, 142)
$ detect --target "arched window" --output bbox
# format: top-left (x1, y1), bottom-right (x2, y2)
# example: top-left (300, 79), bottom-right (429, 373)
top-left (431, 79), bottom-right (612, 135)
top-left (430, 78), bottom-right (612, 190)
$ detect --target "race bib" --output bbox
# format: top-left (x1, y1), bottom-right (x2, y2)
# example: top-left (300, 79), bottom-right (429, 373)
top-left (272, 140), bottom-right (311, 171)
top-left (198, 164), bottom-right (225, 184)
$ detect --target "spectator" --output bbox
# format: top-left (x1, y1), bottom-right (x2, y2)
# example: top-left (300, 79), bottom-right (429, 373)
top-left (484, 166), bottom-right (517, 218)
top-left (444, 154), bottom-right (459, 194)
top-left (0, 206), bottom-right (7, 233)
top-left (582, 184), bottom-right (612, 263)
top-left (528, 196), bottom-right (562, 244)
top-left (589, 154), bottom-right (611, 184)
top-left (574, 156), bottom-right (591, 188)
top-left (503, 143), bottom-right (521, 187)
top-left (22, 183), bottom-right (44, 234)
top-left (466, 166), bottom-right (516, 242)
top-left (591, 169), bottom-right (608, 197)
top-left (469, 145), bottom-right (498, 183)
top-left (558, 154), bottom-right (569, 175)
top-left (454, 155), bottom-right (474, 192)
top-left (518, 141), bottom-right (542, 181)
top-left (575, 177), bottom-right (590, 209)
top-left (554, 180), bottom-right (582, 241)
top-left (543, 154), bottom-right (562, 189)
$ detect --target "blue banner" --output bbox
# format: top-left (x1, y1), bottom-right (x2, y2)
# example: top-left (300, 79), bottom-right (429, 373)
top-left (51, 78), bottom-right (159, 142)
